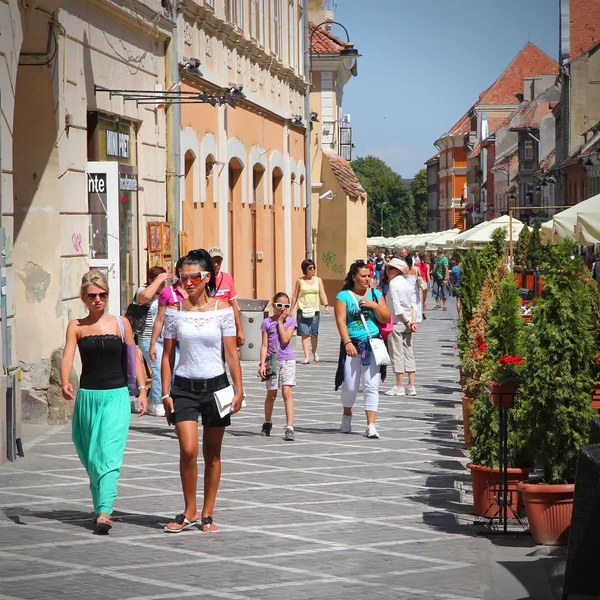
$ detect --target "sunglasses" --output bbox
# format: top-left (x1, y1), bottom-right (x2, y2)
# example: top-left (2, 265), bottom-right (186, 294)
top-left (86, 292), bottom-right (108, 301)
top-left (180, 271), bottom-right (209, 284)
top-left (274, 303), bottom-right (291, 309)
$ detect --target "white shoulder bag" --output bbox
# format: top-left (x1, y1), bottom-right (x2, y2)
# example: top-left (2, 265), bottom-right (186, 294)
top-left (350, 293), bottom-right (390, 366)
top-left (300, 278), bottom-right (319, 319)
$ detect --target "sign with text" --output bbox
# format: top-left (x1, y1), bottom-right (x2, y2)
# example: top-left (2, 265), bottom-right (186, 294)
top-left (106, 130), bottom-right (130, 159)
top-left (88, 173), bottom-right (107, 194)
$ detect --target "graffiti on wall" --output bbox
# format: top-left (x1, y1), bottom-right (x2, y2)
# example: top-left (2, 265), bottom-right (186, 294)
top-left (72, 232), bottom-right (83, 254)
top-left (320, 250), bottom-right (344, 274)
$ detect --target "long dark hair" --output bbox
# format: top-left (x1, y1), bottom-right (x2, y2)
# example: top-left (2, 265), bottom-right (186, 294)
top-left (405, 254), bottom-right (413, 269)
top-left (181, 249), bottom-right (217, 297)
top-left (342, 260), bottom-right (369, 290)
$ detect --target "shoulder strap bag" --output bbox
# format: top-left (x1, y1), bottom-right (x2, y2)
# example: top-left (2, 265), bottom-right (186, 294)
top-left (349, 293), bottom-right (390, 366)
top-left (117, 316), bottom-right (138, 395)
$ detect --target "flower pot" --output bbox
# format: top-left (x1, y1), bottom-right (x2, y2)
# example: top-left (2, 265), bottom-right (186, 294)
top-left (518, 481), bottom-right (575, 546)
top-left (461, 395), bottom-right (473, 449)
top-left (487, 380), bottom-right (518, 408)
top-left (591, 381), bottom-right (600, 409)
top-left (468, 463), bottom-right (533, 518)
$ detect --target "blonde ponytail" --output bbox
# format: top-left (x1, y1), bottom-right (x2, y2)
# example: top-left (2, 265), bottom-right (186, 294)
top-left (80, 270), bottom-right (109, 295)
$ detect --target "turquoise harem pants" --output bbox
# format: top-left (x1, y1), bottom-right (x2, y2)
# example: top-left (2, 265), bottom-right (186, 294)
top-left (72, 387), bottom-right (131, 515)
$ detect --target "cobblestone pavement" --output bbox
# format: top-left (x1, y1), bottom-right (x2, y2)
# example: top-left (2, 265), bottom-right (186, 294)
top-left (0, 299), bottom-right (565, 600)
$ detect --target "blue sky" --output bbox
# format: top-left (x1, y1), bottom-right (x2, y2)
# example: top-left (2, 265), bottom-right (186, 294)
top-left (332, 0), bottom-right (559, 179)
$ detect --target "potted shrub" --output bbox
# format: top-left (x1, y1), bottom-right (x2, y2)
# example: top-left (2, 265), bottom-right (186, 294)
top-left (487, 354), bottom-right (525, 408)
top-left (516, 241), bottom-right (596, 545)
top-left (469, 275), bottom-right (532, 518)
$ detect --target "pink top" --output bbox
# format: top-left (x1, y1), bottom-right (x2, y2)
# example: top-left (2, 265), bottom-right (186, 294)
top-left (158, 284), bottom-right (185, 307)
top-left (417, 261), bottom-right (429, 281)
top-left (214, 271), bottom-right (238, 302)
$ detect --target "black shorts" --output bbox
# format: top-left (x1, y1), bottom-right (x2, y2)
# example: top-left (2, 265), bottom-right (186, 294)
top-left (171, 375), bottom-right (231, 427)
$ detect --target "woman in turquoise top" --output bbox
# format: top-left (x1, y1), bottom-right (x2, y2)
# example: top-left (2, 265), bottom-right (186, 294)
top-left (334, 260), bottom-right (390, 439)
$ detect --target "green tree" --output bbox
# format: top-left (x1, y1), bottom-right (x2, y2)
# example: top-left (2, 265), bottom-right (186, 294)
top-left (527, 219), bottom-right (543, 269)
top-left (410, 169), bottom-right (428, 233)
top-left (515, 225), bottom-right (530, 269)
top-left (351, 156), bottom-right (416, 236)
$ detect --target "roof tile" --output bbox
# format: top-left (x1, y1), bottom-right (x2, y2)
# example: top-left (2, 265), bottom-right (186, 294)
top-left (570, 0), bottom-right (600, 60)
top-left (309, 22), bottom-right (345, 54)
top-left (325, 153), bottom-right (367, 200)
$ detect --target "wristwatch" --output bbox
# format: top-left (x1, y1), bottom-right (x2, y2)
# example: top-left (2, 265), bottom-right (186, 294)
top-left (138, 385), bottom-right (149, 392)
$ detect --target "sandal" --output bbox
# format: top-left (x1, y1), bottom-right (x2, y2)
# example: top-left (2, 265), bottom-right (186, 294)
top-left (95, 514), bottom-right (112, 535)
top-left (314, 354), bottom-right (321, 364)
top-left (300, 358), bottom-right (310, 365)
top-left (164, 513), bottom-right (199, 533)
top-left (199, 516), bottom-right (218, 533)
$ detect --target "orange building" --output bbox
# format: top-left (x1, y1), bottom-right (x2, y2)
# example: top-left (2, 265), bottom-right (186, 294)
top-left (177, 1), bottom-right (307, 299)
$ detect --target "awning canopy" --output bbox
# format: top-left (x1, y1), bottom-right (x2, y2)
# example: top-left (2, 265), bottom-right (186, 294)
top-left (452, 215), bottom-right (526, 247)
top-left (544, 194), bottom-right (600, 245)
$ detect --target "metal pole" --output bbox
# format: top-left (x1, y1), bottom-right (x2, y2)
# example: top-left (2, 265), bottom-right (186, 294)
top-left (509, 207), bottom-right (514, 266)
top-left (166, 2), bottom-right (181, 262)
top-left (303, 8), bottom-right (313, 260)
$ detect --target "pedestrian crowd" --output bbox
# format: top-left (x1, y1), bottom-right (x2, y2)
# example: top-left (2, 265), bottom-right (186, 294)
top-left (59, 245), bottom-right (459, 535)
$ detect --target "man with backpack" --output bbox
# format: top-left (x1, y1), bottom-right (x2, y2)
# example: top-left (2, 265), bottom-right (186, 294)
top-left (432, 248), bottom-right (450, 311)
top-left (374, 254), bottom-right (385, 286)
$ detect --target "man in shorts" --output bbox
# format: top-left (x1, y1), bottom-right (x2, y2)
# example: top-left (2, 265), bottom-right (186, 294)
top-left (208, 247), bottom-right (245, 346)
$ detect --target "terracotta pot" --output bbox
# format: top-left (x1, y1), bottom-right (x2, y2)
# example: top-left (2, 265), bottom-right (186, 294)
top-left (591, 381), bottom-right (600, 409)
top-left (487, 380), bottom-right (518, 408)
top-left (518, 481), bottom-right (575, 546)
top-left (468, 463), bottom-right (533, 518)
top-left (461, 395), bottom-right (473, 449)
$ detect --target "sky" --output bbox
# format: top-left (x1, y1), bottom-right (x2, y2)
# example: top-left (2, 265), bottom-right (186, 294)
top-left (332, 0), bottom-right (559, 179)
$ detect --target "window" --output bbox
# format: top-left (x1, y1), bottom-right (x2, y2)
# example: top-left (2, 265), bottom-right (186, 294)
top-left (250, 0), bottom-right (264, 44)
top-left (226, 0), bottom-right (244, 28)
top-left (205, 0), bottom-right (214, 6)
top-left (288, 2), bottom-right (295, 69)
top-left (523, 139), bottom-right (534, 161)
top-left (270, 0), bottom-right (282, 57)
top-left (298, 6), bottom-right (304, 75)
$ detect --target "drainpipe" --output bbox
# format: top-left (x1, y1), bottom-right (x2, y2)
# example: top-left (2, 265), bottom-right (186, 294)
top-left (303, 7), bottom-right (313, 259)
top-left (165, 2), bottom-right (181, 262)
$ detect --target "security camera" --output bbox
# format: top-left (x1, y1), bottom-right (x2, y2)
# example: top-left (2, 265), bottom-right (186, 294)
top-left (319, 190), bottom-right (335, 200)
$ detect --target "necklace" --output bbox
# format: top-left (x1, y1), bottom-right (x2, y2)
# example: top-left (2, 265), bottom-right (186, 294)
top-left (184, 295), bottom-right (211, 311)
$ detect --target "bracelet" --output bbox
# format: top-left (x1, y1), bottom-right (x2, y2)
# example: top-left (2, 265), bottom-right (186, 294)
top-left (138, 385), bottom-right (149, 392)
top-left (160, 393), bottom-right (170, 401)
top-left (344, 341), bottom-right (353, 346)
top-left (258, 362), bottom-right (265, 366)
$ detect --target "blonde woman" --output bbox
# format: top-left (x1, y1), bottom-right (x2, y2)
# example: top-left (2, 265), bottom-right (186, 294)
top-left (60, 271), bottom-right (148, 534)
top-left (291, 259), bottom-right (330, 364)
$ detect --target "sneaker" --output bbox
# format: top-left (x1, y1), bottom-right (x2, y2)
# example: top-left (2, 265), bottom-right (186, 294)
top-left (365, 424), bottom-right (379, 439)
top-left (422, 313), bottom-right (427, 320)
top-left (406, 386), bottom-right (417, 397)
top-left (261, 421), bottom-right (272, 437)
top-left (385, 386), bottom-right (405, 396)
top-left (149, 402), bottom-right (166, 417)
top-left (284, 427), bottom-right (295, 441)
top-left (340, 415), bottom-right (352, 434)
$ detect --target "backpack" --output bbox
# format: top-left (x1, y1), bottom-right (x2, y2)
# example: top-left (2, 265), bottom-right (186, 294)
top-left (125, 296), bottom-right (150, 337)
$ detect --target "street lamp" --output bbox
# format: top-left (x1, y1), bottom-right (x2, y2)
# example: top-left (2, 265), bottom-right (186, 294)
top-left (303, 18), bottom-right (360, 259)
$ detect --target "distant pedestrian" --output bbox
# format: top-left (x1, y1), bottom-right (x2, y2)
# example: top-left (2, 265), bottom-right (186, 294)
top-left (433, 248), bottom-right (450, 311)
top-left (291, 259), bottom-right (330, 364)
top-left (259, 292), bottom-right (297, 441)
top-left (384, 258), bottom-right (418, 397)
top-left (136, 266), bottom-right (171, 416)
top-left (161, 249), bottom-right (244, 533)
top-left (60, 270), bottom-right (148, 534)
top-left (374, 254), bottom-right (385, 286)
top-left (403, 255), bottom-right (423, 323)
top-left (451, 257), bottom-right (462, 318)
top-left (208, 247), bottom-right (245, 347)
top-left (334, 260), bottom-right (390, 439)
top-left (367, 259), bottom-right (375, 288)
top-left (417, 252), bottom-right (431, 319)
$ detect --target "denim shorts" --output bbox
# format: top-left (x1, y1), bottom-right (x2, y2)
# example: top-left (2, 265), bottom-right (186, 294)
top-left (297, 310), bottom-right (320, 337)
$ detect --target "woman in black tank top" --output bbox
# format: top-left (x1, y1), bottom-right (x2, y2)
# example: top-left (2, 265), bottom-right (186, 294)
top-left (60, 271), bottom-right (148, 534)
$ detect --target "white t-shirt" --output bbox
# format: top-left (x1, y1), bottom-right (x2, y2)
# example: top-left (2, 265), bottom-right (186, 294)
top-left (136, 286), bottom-right (159, 342)
top-left (386, 276), bottom-right (417, 324)
top-left (163, 305), bottom-right (236, 379)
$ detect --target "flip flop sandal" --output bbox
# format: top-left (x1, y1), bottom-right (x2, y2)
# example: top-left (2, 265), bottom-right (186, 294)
top-left (95, 515), bottom-right (112, 535)
top-left (199, 516), bottom-right (218, 533)
top-left (300, 358), bottom-right (310, 365)
top-left (164, 513), bottom-right (198, 533)
top-left (314, 354), bottom-right (321, 363)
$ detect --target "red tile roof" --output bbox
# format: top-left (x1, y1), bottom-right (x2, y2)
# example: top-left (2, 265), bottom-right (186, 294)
top-left (309, 22), bottom-right (345, 54)
top-left (570, 0), bottom-right (600, 60)
top-left (326, 153), bottom-right (367, 200)
top-left (510, 100), bottom-right (554, 130)
top-left (426, 151), bottom-right (440, 163)
top-left (478, 43), bottom-right (558, 105)
top-left (469, 143), bottom-right (482, 159)
top-left (448, 112), bottom-right (471, 136)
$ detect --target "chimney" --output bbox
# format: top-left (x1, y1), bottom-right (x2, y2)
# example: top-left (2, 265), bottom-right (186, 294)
top-left (559, 0), bottom-right (570, 65)
top-left (516, 92), bottom-right (524, 103)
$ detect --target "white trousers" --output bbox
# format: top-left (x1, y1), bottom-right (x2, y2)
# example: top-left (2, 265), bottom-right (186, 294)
top-left (340, 354), bottom-right (380, 412)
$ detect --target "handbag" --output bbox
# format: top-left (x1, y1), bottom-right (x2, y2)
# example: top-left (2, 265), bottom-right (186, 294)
top-left (371, 290), bottom-right (393, 340)
top-left (117, 316), bottom-right (138, 395)
top-left (350, 293), bottom-right (390, 366)
top-left (301, 307), bottom-right (316, 319)
top-left (125, 301), bottom-right (149, 337)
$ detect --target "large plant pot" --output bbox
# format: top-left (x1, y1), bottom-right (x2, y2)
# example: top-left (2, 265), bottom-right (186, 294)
top-left (514, 271), bottom-right (524, 287)
top-left (461, 395), bottom-right (473, 449)
top-left (469, 464), bottom-right (533, 518)
top-left (518, 481), bottom-right (575, 546)
top-left (487, 380), bottom-right (518, 408)
top-left (525, 271), bottom-right (535, 290)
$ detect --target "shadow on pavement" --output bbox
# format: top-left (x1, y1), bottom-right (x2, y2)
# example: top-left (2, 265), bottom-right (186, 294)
top-left (129, 424), bottom-right (177, 439)
top-left (3, 507), bottom-right (168, 531)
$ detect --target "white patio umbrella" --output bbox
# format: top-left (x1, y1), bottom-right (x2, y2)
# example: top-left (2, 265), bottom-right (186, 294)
top-left (549, 194), bottom-right (600, 245)
top-left (453, 215), bottom-right (526, 248)
top-left (422, 229), bottom-right (461, 250)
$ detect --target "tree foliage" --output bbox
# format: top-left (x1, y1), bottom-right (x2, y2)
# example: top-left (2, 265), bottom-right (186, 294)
top-left (351, 156), bottom-right (416, 236)
top-left (410, 169), bottom-right (428, 233)
top-left (516, 241), bottom-right (596, 483)
top-left (527, 219), bottom-right (544, 269)
top-left (515, 225), bottom-right (530, 269)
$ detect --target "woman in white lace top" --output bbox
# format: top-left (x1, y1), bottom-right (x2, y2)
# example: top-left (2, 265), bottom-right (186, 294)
top-left (161, 249), bottom-right (244, 533)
